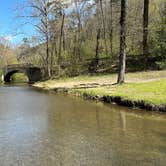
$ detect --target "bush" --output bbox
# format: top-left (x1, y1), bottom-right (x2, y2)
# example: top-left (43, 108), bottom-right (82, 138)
top-left (156, 61), bottom-right (166, 70)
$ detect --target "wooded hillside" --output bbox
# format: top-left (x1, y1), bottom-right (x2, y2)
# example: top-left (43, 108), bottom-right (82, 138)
top-left (1, 0), bottom-right (165, 82)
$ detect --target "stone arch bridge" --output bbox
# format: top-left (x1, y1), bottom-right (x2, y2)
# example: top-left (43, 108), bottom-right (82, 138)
top-left (1, 64), bottom-right (42, 83)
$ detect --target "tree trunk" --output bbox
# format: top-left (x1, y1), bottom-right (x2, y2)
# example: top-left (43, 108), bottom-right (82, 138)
top-left (95, 28), bottom-right (101, 72)
top-left (99, 0), bottom-right (108, 55)
top-left (143, 0), bottom-right (149, 56)
top-left (58, 12), bottom-right (65, 66)
top-left (63, 29), bottom-right (66, 51)
top-left (94, 0), bottom-right (101, 73)
top-left (117, 0), bottom-right (127, 84)
top-left (46, 34), bottom-right (51, 78)
top-left (109, 0), bottom-right (113, 56)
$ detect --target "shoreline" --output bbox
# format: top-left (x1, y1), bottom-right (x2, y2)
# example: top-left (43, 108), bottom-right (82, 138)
top-left (33, 70), bottom-right (166, 113)
top-left (33, 84), bottom-right (166, 113)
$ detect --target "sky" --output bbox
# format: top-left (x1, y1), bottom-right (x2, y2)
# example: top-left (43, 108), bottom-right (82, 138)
top-left (0, 0), bottom-right (35, 45)
top-left (0, 0), bottom-right (93, 45)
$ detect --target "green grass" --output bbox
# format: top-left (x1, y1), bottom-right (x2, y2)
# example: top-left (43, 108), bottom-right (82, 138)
top-left (77, 79), bottom-right (166, 105)
top-left (11, 73), bottom-right (29, 83)
top-left (34, 70), bottom-right (166, 105)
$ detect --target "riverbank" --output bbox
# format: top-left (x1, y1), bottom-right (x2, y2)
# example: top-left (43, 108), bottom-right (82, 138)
top-left (34, 70), bottom-right (166, 112)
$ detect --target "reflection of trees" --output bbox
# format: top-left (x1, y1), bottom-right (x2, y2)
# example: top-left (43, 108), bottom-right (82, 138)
top-left (95, 104), bottom-right (101, 130)
top-left (120, 111), bottom-right (126, 131)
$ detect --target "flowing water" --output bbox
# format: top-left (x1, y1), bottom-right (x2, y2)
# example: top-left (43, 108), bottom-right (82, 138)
top-left (0, 85), bottom-right (166, 166)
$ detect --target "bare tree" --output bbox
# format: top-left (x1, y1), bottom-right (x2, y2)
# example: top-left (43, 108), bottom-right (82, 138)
top-left (17, 0), bottom-right (62, 77)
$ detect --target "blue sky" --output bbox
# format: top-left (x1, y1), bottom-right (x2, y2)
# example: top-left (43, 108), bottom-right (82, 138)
top-left (0, 0), bottom-right (35, 45)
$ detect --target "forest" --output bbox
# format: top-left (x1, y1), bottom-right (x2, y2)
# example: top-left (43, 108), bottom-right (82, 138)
top-left (0, 0), bottom-right (166, 83)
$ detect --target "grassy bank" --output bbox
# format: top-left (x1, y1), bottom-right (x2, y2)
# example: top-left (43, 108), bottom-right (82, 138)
top-left (76, 79), bottom-right (166, 105)
top-left (34, 70), bottom-right (166, 111)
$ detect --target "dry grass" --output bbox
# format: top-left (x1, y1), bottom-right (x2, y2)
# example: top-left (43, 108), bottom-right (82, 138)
top-left (34, 70), bottom-right (166, 90)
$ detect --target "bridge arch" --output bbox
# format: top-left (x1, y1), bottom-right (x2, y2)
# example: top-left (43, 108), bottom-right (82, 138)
top-left (2, 64), bottom-right (42, 83)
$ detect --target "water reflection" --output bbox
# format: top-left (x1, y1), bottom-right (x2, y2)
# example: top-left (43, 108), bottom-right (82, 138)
top-left (120, 111), bottom-right (126, 131)
top-left (95, 104), bottom-right (101, 130)
top-left (0, 86), bottom-right (166, 166)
